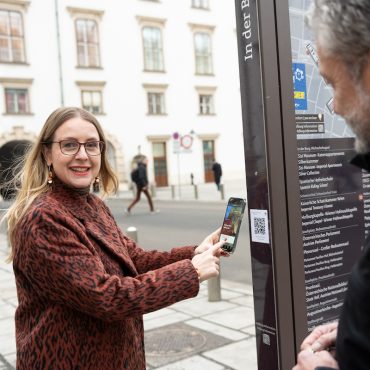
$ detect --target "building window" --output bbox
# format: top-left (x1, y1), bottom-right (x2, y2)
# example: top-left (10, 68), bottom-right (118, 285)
top-left (0, 9), bottom-right (25, 63)
top-left (76, 19), bottom-right (100, 67)
top-left (192, 0), bottom-right (209, 9)
top-left (148, 92), bottom-right (165, 115)
top-left (199, 94), bottom-right (214, 115)
top-left (194, 32), bottom-right (213, 75)
top-left (142, 26), bottom-right (164, 71)
top-left (82, 90), bottom-right (102, 114)
top-left (5, 88), bottom-right (29, 114)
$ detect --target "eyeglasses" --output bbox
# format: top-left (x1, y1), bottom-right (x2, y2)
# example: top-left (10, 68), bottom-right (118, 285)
top-left (43, 140), bottom-right (104, 156)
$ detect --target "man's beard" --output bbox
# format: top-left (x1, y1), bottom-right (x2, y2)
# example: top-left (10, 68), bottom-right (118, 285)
top-left (343, 88), bottom-right (370, 154)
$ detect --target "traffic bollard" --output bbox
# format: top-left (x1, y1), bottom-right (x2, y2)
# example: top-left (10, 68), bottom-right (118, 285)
top-left (194, 184), bottom-right (198, 199)
top-left (207, 274), bottom-right (221, 302)
top-left (220, 184), bottom-right (225, 200)
top-left (171, 185), bottom-right (175, 199)
top-left (150, 184), bottom-right (156, 197)
top-left (126, 226), bottom-right (138, 242)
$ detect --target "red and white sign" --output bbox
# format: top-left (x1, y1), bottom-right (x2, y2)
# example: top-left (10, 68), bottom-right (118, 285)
top-left (180, 134), bottom-right (193, 149)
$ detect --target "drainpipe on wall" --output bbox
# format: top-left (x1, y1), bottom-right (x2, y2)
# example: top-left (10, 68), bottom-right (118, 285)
top-left (54, 0), bottom-right (64, 106)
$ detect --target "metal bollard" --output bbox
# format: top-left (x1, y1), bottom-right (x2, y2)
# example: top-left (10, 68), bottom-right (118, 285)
top-left (150, 184), bottom-right (156, 197)
top-left (171, 185), bottom-right (175, 199)
top-left (220, 184), bottom-right (225, 200)
top-left (207, 274), bottom-right (221, 301)
top-left (194, 184), bottom-right (198, 199)
top-left (126, 226), bottom-right (138, 242)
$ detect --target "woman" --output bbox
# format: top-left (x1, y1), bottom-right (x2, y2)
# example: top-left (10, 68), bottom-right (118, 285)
top-left (5, 107), bottom-right (224, 369)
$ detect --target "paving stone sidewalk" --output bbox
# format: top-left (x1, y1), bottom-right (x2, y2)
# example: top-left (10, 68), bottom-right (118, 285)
top-left (0, 232), bottom-right (257, 370)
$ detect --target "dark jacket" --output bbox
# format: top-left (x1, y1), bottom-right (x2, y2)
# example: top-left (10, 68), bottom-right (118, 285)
top-left (212, 162), bottom-right (222, 180)
top-left (333, 152), bottom-right (370, 369)
top-left (13, 179), bottom-right (199, 369)
top-left (131, 163), bottom-right (149, 188)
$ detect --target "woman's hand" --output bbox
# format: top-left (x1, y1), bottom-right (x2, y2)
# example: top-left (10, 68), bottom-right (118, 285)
top-left (300, 322), bottom-right (338, 353)
top-left (191, 241), bottom-right (224, 282)
top-left (194, 228), bottom-right (229, 257)
top-left (292, 349), bottom-right (339, 370)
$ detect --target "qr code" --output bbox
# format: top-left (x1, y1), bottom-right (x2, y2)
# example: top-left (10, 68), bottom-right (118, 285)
top-left (254, 217), bottom-right (266, 235)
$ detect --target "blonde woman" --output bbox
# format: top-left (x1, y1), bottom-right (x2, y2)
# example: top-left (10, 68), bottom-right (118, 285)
top-left (5, 107), bottom-right (224, 369)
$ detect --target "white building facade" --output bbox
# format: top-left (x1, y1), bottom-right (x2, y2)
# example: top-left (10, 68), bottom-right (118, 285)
top-left (0, 0), bottom-right (245, 189)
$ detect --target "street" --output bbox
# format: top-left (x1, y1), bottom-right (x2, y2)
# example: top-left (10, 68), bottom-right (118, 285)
top-left (106, 198), bottom-right (252, 285)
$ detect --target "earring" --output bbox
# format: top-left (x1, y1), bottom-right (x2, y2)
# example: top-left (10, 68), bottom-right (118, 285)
top-left (47, 165), bottom-right (53, 185)
top-left (93, 176), bottom-right (100, 193)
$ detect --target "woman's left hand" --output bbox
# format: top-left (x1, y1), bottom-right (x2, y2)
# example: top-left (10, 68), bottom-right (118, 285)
top-left (195, 228), bottom-right (229, 257)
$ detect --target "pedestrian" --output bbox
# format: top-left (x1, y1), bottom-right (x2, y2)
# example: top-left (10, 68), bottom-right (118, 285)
top-left (127, 158), bottom-right (157, 214)
top-left (4, 107), bottom-right (226, 369)
top-left (212, 160), bottom-right (222, 190)
top-left (293, 1), bottom-right (370, 369)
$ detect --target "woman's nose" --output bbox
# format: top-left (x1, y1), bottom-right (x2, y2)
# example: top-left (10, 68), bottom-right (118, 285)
top-left (75, 144), bottom-right (89, 159)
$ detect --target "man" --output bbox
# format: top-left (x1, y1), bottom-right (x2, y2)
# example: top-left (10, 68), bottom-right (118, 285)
top-left (293, 1), bottom-right (370, 369)
top-left (212, 161), bottom-right (222, 190)
top-left (126, 159), bottom-right (157, 214)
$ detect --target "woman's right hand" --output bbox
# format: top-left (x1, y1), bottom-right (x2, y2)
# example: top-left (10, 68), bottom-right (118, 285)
top-left (191, 241), bottom-right (224, 282)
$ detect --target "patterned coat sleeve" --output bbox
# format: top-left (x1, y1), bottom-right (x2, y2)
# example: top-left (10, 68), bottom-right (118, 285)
top-left (14, 207), bottom-right (199, 323)
top-left (102, 201), bottom-right (196, 274)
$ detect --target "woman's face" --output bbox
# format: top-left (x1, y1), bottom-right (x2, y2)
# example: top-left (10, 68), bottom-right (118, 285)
top-left (45, 117), bottom-right (102, 189)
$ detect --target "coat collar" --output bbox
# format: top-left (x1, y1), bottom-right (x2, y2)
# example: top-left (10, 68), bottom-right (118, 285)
top-left (350, 152), bottom-right (370, 172)
top-left (47, 177), bottom-right (138, 275)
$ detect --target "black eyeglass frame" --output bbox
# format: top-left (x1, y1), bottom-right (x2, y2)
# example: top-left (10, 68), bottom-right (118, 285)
top-left (42, 140), bottom-right (105, 156)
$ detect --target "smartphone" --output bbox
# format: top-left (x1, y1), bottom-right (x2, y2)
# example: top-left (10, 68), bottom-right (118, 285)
top-left (219, 197), bottom-right (246, 254)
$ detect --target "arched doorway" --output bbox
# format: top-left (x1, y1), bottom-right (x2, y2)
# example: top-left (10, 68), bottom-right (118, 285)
top-left (0, 140), bottom-right (31, 200)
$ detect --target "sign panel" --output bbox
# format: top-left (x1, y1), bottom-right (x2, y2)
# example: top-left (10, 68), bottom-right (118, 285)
top-left (235, 0), bottom-right (368, 368)
top-left (289, 0), bottom-right (365, 331)
top-left (292, 63), bottom-right (307, 110)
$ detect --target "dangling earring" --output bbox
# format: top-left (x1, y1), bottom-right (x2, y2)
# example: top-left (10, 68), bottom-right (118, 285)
top-left (93, 176), bottom-right (100, 193)
top-left (47, 165), bottom-right (53, 185)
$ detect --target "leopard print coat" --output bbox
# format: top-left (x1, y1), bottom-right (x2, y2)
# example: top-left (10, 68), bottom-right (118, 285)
top-left (13, 180), bottom-right (199, 369)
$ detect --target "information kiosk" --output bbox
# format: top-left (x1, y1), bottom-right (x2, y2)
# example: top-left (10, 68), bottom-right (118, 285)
top-left (234, 0), bottom-right (367, 368)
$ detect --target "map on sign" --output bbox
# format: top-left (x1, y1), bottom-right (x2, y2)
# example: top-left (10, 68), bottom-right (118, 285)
top-left (288, 0), bottom-right (354, 140)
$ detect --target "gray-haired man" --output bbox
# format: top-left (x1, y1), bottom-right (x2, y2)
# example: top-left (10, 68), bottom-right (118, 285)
top-left (294, 1), bottom-right (370, 369)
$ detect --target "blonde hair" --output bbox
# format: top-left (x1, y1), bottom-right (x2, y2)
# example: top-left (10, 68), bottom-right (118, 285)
top-left (4, 107), bottom-right (119, 261)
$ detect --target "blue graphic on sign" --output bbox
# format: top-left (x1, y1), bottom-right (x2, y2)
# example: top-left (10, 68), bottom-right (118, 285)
top-left (292, 63), bottom-right (307, 110)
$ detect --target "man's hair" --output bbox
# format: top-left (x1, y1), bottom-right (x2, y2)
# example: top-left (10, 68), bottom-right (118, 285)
top-left (306, 0), bottom-right (370, 80)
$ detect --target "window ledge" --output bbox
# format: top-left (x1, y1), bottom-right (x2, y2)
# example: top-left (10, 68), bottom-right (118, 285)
top-left (198, 113), bottom-right (216, 116)
top-left (191, 6), bottom-right (210, 10)
top-left (147, 113), bottom-right (168, 116)
top-left (143, 69), bottom-right (166, 73)
top-left (0, 61), bottom-right (29, 66)
top-left (3, 112), bottom-right (34, 116)
top-left (195, 73), bottom-right (215, 77)
top-left (76, 66), bottom-right (103, 70)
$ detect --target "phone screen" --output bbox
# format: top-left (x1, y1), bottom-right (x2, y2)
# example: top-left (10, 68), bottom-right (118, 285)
top-left (219, 197), bottom-right (246, 254)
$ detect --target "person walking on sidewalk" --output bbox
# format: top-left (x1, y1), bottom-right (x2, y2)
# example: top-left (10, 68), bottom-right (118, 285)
top-left (212, 161), bottom-right (222, 191)
top-left (294, 1), bottom-right (370, 370)
top-left (4, 107), bottom-right (226, 370)
top-left (127, 159), bottom-right (156, 214)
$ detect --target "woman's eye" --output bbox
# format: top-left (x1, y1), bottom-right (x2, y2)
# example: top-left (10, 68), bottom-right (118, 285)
top-left (63, 141), bottom-right (78, 149)
top-left (86, 142), bottom-right (98, 149)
